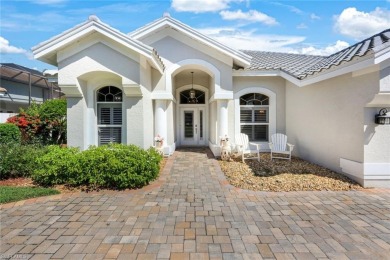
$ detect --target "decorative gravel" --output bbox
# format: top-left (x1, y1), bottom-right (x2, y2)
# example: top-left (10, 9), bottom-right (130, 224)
top-left (219, 153), bottom-right (363, 192)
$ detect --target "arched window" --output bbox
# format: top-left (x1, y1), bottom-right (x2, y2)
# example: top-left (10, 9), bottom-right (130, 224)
top-left (180, 89), bottom-right (205, 104)
top-left (240, 93), bottom-right (269, 141)
top-left (97, 86), bottom-right (122, 145)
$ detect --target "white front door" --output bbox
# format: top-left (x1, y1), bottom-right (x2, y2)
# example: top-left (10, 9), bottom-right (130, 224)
top-left (180, 107), bottom-right (205, 146)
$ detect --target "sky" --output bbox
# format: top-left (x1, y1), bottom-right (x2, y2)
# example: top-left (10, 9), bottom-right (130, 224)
top-left (1, 0), bottom-right (389, 72)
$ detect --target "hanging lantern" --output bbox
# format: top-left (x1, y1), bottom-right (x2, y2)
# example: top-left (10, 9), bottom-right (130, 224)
top-left (188, 71), bottom-right (198, 103)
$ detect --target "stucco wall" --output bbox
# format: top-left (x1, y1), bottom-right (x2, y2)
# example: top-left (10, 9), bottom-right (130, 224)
top-left (59, 40), bottom-right (151, 149)
top-left (232, 76), bottom-right (286, 140)
top-left (67, 97), bottom-right (87, 149)
top-left (150, 36), bottom-right (233, 92)
top-left (59, 42), bottom-right (140, 86)
top-left (286, 71), bottom-right (380, 175)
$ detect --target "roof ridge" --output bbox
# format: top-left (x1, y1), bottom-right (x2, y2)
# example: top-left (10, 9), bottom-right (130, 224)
top-left (323, 28), bottom-right (390, 59)
top-left (241, 50), bottom-right (324, 58)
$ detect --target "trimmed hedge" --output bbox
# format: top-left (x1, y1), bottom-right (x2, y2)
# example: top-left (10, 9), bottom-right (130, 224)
top-left (32, 143), bottom-right (162, 189)
top-left (0, 123), bottom-right (21, 144)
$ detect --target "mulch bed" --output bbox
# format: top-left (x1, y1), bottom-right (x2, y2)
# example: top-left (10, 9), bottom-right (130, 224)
top-left (219, 153), bottom-right (364, 192)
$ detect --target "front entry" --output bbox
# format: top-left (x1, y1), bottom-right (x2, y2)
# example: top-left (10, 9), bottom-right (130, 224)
top-left (180, 107), bottom-right (206, 146)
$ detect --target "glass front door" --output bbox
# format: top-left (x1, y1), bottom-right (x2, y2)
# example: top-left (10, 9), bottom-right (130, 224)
top-left (181, 107), bottom-right (205, 146)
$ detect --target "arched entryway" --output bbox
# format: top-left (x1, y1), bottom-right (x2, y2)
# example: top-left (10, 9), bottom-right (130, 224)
top-left (176, 84), bottom-right (208, 146)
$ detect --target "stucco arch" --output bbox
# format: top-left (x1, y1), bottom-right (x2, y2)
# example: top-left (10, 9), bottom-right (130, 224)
top-left (166, 59), bottom-right (221, 95)
top-left (234, 87), bottom-right (277, 144)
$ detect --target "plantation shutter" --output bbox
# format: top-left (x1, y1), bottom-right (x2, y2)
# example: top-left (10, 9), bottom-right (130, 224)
top-left (98, 104), bottom-right (122, 145)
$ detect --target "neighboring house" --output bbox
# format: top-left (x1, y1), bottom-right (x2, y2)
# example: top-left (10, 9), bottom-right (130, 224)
top-left (33, 14), bottom-right (389, 188)
top-left (0, 63), bottom-right (62, 122)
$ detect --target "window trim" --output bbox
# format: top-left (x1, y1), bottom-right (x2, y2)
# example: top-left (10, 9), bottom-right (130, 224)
top-left (96, 86), bottom-right (123, 145)
top-left (234, 87), bottom-right (276, 145)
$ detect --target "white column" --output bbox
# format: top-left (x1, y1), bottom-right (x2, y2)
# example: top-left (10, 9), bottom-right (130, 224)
top-left (217, 99), bottom-right (228, 139)
top-left (154, 100), bottom-right (167, 146)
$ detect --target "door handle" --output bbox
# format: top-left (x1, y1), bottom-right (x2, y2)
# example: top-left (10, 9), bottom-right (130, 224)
top-left (195, 124), bottom-right (197, 134)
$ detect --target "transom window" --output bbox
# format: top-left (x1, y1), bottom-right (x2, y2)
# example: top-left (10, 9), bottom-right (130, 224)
top-left (97, 85), bottom-right (122, 102)
top-left (180, 89), bottom-right (205, 104)
top-left (97, 86), bottom-right (122, 145)
top-left (240, 93), bottom-right (269, 141)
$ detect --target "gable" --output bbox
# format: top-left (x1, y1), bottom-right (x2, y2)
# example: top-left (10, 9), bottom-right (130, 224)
top-left (59, 42), bottom-right (140, 85)
top-left (151, 35), bottom-right (234, 70)
top-left (32, 15), bottom-right (164, 73)
top-left (129, 14), bottom-right (251, 68)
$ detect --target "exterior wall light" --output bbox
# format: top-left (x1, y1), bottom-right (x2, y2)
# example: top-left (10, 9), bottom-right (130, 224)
top-left (375, 108), bottom-right (390, 125)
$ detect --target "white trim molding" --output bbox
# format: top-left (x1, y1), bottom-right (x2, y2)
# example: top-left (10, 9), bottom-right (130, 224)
top-left (166, 59), bottom-right (221, 96)
top-left (60, 85), bottom-right (83, 97)
top-left (340, 158), bottom-right (390, 188)
top-left (123, 84), bottom-right (142, 97)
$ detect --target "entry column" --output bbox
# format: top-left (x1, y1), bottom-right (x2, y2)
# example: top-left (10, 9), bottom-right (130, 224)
top-left (217, 99), bottom-right (228, 138)
top-left (154, 100), bottom-right (167, 145)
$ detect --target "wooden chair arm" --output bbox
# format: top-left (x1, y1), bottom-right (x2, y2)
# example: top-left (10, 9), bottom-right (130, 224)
top-left (249, 142), bottom-right (261, 150)
top-left (287, 143), bottom-right (294, 151)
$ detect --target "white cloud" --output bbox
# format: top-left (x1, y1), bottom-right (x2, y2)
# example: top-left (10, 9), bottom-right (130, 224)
top-left (220, 9), bottom-right (278, 25)
top-left (198, 26), bottom-right (351, 56)
top-left (0, 37), bottom-right (26, 54)
top-left (271, 2), bottom-right (303, 15)
top-left (0, 37), bottom-right (33, 59)
top-left (1, 12), bottom-right (75, 32)
top-left (334, 7), bottom-right (390, 40)
top-left (299, 40), bottom-right (350, 56)
top-left (297, 23), bottom-right (308, 29)
top-left (197, 27), bottom-right (305, 51)
top-left (171, 0), bottom-right (242, 13)
top-left (310, 13), bottom-right (320, 20)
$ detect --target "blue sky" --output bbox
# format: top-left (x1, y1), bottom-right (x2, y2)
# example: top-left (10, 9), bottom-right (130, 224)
top-left (1, 0), bottom-right (389, 72)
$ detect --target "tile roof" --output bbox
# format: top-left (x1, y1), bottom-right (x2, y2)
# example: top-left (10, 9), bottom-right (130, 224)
top-left (240, 28), bottom-right (390, 79)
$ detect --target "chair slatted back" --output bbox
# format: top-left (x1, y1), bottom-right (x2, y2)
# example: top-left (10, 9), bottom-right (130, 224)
top-left (271, 133), bottom-right (287, 151)
top-left (235, 133), bottom-right (249, 150)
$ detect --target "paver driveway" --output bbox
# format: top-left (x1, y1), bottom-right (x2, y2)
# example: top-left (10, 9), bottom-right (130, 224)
top-left (1, 148), bottom-right (390, 259)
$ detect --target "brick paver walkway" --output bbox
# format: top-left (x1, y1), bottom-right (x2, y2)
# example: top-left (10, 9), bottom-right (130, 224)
top-left (1, 148), bottom-right (390, 259)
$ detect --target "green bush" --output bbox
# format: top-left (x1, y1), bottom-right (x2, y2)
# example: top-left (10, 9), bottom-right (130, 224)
top-left (32, 145), bottom-right (80, 186)
top-left (0, 144), bottom-right (48, 179)
top-left (8, 99), bottom-right (67, 145)
top-left (38, 99), bottom-right (66, 121)
top-left (0, 123), bottom-right (21, 144)
top-left (32, 144), bottom-right (162, 189)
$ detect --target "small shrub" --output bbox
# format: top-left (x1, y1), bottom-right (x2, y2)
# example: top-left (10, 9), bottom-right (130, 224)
top-left (0, 144), bottom-right (48, 179)
top-left (32, 145), bottom-right (79, 186)
top-left (32, 143), bottom-right (162, 189)
top-left (7, 99), bottom-right (67, 145)
top-left (76, 144), bottom-right (162, 189)
top-left (0, 123), bottom-right (21, 144)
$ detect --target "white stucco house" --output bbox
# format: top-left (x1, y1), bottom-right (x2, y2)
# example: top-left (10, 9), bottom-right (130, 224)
top-left (32, 14), bottom-right (389, 188)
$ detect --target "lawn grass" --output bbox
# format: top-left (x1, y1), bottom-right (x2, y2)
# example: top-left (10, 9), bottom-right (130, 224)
top-left (0, 186), bottom-right (60, 204)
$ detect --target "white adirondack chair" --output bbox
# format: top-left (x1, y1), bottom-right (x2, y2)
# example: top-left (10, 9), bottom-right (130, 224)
top-left (269, 133), bottom-right (294, 161)
top-left (235, 133), bottom-right (261, 163)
